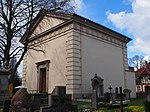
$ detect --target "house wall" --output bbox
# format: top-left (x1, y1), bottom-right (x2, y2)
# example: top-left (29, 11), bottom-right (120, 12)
top-left (81, 35), bottom-right (125, 94)
top-left (81, 37), bottom-right (137, 97)
top-left (72, 23), bottom-right (132, 97)
top-left (25, 36), bottom-right (67, 93)
top-left (126, 70), bottom-right (136, 98)
top-left (22, 24), bottom-right (74, 94)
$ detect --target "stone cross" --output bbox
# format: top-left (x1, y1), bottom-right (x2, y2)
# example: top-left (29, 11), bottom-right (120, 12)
top-left (108, 85), bottom-right (114, 102)
top-left (108, 85), bottom-right (112, 93)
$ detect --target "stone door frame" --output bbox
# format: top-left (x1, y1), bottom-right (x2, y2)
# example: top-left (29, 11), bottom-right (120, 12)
top-left (36, 60), bottom-right (50, 93)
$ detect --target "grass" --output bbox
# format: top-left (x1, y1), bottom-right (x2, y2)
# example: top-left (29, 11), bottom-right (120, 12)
top-left (77, 99), bottom-right (145, 112)
top-left (128, 99), bottom-right (144, 106)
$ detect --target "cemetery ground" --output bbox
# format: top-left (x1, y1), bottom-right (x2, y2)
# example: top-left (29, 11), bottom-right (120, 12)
top-left (0, 99), bottom-right (145, 112)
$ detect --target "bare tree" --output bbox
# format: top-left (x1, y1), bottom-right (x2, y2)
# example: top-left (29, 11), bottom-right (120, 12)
top-left (128, 55), bottom-right (144, 70)
top-left (0, 0), bottom-right (74, 81)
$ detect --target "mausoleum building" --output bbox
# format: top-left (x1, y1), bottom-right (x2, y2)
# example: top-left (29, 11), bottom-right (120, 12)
top-left (21, 12), bottom-right (136, 98)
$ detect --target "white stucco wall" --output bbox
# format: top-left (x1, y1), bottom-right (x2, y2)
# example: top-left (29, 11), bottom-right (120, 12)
top-left (126, 70), bottom-right (136, 98)
top-left (81, 35), bottom-right (125, 95)
top-left (25, 34), bottom-right (67, 93)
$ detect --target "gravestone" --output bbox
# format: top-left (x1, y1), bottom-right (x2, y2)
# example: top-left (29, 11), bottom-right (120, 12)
top-left (40, 106), bottom-right (56, 112)
top-left (111, 93), bottom-right (116, 102)
top-left (41, 93), bottom-right (48, 104)
top-left (30, 94), bottom-right (41, 110)
top-left (91, 90), bottom-right (98, 108)
top-left (104, 92), bottom-right (111, 103)
top-left (91, 74), bottom-right (104, 97)
top-left (11, 88), bottom-right (31, 112)
top-left (115, 87), bottom-right (118, 99)
top-left (123, 89), bottom-right (131, 101)
top-left (144, 86), bottom-right (150, 112)
top-left (3, 100), bottom-right (10, 112)
top-left (108, 85), bottom-right (115, 102)
top-left (145, 86), bottom-right (150, 101)
top-left (0, 74), bottom-right (10, 106)
top-left (46, 86), bottom-right (77, 112)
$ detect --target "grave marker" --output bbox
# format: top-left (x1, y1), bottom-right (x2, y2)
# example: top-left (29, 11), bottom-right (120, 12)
top-left (3, 100), bottom-right (10, 112)
top-left (108, 85), bottom-right (112, 94)
top-left (47, 86), bottom-right (77, 112)
top-left (145, 86), bottom-right (150, 101)
top-left (108, 85), bottom-right (115, 102)
top-left (91, 90), bottom-right (98, 108)
top-left (116, 87), bottom-right (125, 112)
top-left (31, 94), bottom-right (41, 110)
top-left (123, 89), bottom-right (131, 101)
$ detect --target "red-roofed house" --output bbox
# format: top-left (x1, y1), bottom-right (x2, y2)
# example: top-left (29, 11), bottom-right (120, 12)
top-left (135, 63), bottom-right (150, 96)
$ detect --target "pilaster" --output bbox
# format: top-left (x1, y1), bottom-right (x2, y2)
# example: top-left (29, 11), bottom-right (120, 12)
top-left (66, 31), bottom-right (82, 95)
top-left (22, 53), bottom-right (27, 86)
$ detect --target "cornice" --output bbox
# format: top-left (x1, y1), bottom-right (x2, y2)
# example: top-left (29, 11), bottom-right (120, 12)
top-left (72, 14), bottom-right (131, 43)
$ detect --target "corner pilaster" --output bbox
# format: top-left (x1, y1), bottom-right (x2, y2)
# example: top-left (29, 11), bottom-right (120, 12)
top-left (66, 31), bottom-right (82, 96)
top-left (22, 53), bottom-right (27, 86)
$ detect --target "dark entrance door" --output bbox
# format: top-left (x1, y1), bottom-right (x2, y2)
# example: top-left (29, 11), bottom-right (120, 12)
top-left (39, 68), bottom-right (46, 93)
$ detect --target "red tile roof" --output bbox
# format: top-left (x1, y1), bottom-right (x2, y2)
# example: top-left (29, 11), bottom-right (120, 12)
top-left (135, 63), bottom-right (150, 76)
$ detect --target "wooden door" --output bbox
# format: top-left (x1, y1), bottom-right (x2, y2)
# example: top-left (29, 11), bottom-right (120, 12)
top-left (39, 68), bottom-right (46, 93)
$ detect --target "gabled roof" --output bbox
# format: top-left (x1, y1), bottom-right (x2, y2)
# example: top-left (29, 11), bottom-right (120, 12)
top-left (20, 10), bottom-right (73, 43)
top-left (135, 63), bottom-right (150, 76)
top-left (21, 11), bottom-right (131, 43)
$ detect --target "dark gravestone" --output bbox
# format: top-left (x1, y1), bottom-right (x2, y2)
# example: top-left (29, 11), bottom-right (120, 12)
top-left (111, 93), bottom-right (116, 102)
top-left (49, 86), bottom-right (71, 107)
top-left (46, 86), bottom-right (77, 112)
top-left (115, 87), bottom-right (119, 99)
top-left (31, 94), bottom-right (41, 110)
top-left (53, 86), bottom-right (66, 96)
top-left (144, 86), bottom-right (150, 112)
top-left (0, 75), bottom-right (9, 105)
top-left (123, 89), bottom-right (131, 101)
top-left (104, 92), bottom-right (111, 103)
top-left (145, 86), bottom-right (150, 101)
top-left (3, 100), bottom-right (10, 112)
top-left (40, 106), bottom-right (57, 112)
top-left (91, 74), bottom-right (104, 97)
top-left (41, 93), bottom-right (48, 104)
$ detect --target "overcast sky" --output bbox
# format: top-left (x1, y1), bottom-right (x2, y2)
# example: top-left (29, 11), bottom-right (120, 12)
top-left (74, 0), bottom-right (150, 58)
